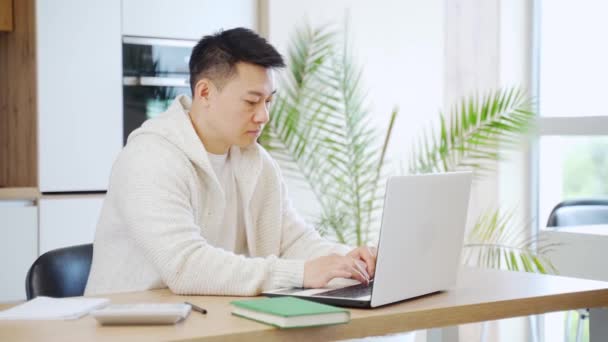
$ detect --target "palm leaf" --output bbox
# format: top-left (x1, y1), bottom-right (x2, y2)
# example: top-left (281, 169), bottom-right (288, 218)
top-left (462, 208), bottom-right (559, 274)
top-left (408, 87), bottom-right (536, 176)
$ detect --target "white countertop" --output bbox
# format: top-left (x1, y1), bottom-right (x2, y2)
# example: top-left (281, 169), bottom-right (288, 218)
top-left (541, 224), bottom-right (608, 236)
top-left (541, 225), bottom-right (608, 281)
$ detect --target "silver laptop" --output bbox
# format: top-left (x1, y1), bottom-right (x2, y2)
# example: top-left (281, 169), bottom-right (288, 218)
top-left (263, 172), bottom-right (472, 308)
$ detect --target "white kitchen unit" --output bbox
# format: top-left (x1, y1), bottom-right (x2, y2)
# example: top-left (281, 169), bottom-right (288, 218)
top-left (39, 196), bottom-right (105, 255)
top-left (36, 0), bottom-right (123, 192)
top-left (122, 0), bottom-right (257, 40)
top-left (0, 200), bottom-right (38, 303)
top-left (541, 225), bottom-right (608, 281)
top-left (540, 226), bottom-right (608, 341)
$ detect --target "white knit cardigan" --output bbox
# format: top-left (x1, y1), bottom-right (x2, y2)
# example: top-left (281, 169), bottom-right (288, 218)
top-left (84, 95), bottom-right (351, 296)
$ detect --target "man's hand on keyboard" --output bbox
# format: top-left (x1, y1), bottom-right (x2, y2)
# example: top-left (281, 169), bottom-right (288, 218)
top-left (346, 245), bottom-right (377, 280)
top-left (303, 254), bottom-right (370, 288)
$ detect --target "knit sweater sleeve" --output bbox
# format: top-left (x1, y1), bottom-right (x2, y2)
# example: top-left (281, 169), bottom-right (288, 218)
top-left (113, 138), bottom-right (303, 295)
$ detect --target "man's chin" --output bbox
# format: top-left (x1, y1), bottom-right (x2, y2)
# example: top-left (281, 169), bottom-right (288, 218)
top-left (236, 138), bottom-right (257, 148)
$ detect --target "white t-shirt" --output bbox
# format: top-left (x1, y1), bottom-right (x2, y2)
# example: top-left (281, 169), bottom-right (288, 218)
top-left (207, 151), bottom-right (248, 256)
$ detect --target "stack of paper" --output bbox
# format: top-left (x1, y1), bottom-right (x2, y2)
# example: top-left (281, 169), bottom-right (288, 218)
top-left (0, 296), bottom-right (109, 320)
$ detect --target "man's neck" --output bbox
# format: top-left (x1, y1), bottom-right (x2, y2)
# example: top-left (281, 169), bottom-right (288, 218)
top-left (188, 111), bottom-right (230, 154)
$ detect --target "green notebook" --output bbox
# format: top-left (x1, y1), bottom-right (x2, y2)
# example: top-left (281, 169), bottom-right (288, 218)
top-left (231, 297), bottom-right (350, 328)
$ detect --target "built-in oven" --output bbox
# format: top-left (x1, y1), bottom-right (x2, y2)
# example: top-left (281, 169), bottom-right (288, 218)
top-left (122, 36), bottom-right (196, 144)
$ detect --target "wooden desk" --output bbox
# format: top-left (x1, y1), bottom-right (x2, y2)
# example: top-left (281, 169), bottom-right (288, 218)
top-left (2, 267), bottom-right (608, 342)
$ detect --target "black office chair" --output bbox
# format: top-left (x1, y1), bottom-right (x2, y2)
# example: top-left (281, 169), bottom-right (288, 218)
top-left (547, 198), bottom-right (608, 228)
top-left (25, 243), bottom-right (93, 299)
top-left (546, 198), bottom-right (608, 342)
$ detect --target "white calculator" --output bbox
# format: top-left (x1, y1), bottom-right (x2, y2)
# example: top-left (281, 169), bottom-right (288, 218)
top-left (90, 303), bottom-right (191, 325)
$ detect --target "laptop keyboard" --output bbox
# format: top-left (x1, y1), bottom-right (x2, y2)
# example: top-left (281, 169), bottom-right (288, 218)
top-left (316, 281), bottom-right (374, 298)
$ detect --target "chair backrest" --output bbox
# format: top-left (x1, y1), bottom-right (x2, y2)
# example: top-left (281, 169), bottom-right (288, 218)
top-left (25, 243), bottom-right (93, 300)
top-left (546, 199), bottom-right (608, 228)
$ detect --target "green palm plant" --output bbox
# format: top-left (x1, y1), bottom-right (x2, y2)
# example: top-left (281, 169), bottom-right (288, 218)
top-left (408, 89), bottom-right (558, 274)
top-left (259, 24), bottom-right (397, 246)
top-left (261, 22), bottom-right (557, 275)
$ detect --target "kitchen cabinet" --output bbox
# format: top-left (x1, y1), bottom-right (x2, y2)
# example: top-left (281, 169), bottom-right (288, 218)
top-left (33, 0), bottom-right (257, 192)
top-left (122, 0), bottom-right (257, 40)
top-left (0, 200), bottom-right (38, 302)
top-left (39, 195), bottom-right (105, 254)
top-left (36, 0), bottom-right (122, 192)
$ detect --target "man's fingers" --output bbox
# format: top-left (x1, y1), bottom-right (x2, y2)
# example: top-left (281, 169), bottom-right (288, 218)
top-left (349, 265), bottom-right (368, 284)
top-left (354, 259), bottom-right (370, 280)
top-left (337, 257), bottom-right (367, 284)
top-left (360, 247), bottom-right (376, 277)
top-left (347, 246), bottom-right (377, 278)
top-left (347, 258), bottom-right (369, 284)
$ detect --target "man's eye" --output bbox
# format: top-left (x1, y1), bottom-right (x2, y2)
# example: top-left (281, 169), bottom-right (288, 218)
top-left (245, 100), bottom-right (257, 105)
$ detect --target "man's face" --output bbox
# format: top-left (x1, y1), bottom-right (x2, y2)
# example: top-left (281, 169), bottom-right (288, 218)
top-left (204, 62), bottom-right (275, 149)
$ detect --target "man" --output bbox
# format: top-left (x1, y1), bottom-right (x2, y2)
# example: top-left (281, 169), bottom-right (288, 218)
top-left (85, 28), bottom-right (377, 296)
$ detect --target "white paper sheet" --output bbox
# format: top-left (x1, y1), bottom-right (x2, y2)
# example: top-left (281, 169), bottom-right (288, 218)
top-left (0, 296), bottom-right (109, 320)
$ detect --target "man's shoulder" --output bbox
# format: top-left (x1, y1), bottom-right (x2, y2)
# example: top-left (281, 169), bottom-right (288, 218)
top-left (127, 132), bottom-right (184, 154)
top-left (115, 134), bottom-right (191, 174)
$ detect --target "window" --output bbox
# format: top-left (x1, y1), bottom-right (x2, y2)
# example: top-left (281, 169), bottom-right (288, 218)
top-left (534, 0), bottom-right (608, 227)
top-left (538, 136), bottom-right (608, 224)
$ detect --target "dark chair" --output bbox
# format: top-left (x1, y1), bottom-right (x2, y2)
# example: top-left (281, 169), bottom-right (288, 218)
top-left (546, 198), bottom-right (608, 228)
top-left (546, 198), bottom-right (608, 342)
top-left (25, 243), bottom-right (93, 300)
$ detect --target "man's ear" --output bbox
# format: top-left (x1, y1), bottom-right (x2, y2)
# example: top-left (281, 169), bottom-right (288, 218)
top-left (194, 78), bottom-right (213, 106)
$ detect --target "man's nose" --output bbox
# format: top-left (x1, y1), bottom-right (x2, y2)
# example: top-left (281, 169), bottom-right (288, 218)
top-left (254, 103), bottom-right (270, 124)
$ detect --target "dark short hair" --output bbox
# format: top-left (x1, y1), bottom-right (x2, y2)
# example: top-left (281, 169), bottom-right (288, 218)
top-left (189, 27), bottom-right (285, 95)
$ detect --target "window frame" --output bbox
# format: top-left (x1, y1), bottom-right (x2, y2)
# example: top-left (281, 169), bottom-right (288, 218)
top-left (531, 0), bottom-right (608, 232)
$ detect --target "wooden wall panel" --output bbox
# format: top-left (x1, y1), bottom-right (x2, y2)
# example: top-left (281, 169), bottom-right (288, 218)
top-left (0, 0), bottom-right (13, 32)
top-left (0, 0), bottom-right (37, 187)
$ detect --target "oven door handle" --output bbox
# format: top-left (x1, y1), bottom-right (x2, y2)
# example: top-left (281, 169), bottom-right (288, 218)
top-left (123, 76), bottom-right (189, 87)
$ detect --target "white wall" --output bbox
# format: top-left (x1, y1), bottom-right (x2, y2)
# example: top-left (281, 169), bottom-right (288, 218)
top-left (266, 0), bottom-right (445, 231)
top-left (498, 1), bottom-right (535, 341)
top-left (456, 0), bottom-right (536, 340)
top-left (444, 1), bottom-right (503, 341)
top-left (498, 0), bottom-right (533, 220)
top-left (444, 0), bottom-right (502, 231)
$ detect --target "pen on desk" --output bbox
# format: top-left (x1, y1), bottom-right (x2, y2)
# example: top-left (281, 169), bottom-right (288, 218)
top-left (184, 301), bottom-right (207, 314)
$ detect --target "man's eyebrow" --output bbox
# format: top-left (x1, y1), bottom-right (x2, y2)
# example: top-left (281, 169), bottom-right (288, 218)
top-left (246, 90), bottom-right (277, 97)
